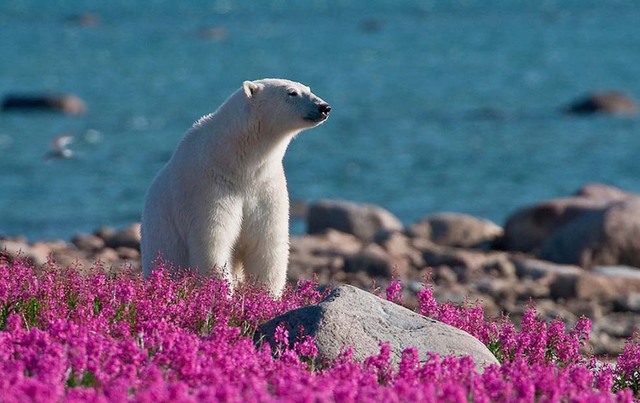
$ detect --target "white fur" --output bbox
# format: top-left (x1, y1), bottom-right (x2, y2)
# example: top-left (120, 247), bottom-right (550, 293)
top-left (141, 79), bottom-right (329, 296)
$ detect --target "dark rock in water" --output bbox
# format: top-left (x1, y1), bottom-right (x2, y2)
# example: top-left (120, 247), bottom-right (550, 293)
top-left (2, 93), bottom-right (86, 115)
top-left (359, 18), bottom-right (385, 33)
top-left (256, 285), bottom-right (499, 373)
top-left (198, 26), bottom-right (228, 41)
top-left (408, 212), bottom-right (502, 249)
top-left (564, 91), bottom-right (637, 116)
top-left (307, 200), bottom-right (403, 242)
top-left (65, 13), bottom-right (101, 27)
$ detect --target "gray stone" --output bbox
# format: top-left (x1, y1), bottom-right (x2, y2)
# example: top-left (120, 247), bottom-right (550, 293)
top-left (502, 184), bottom-right (638, 254)
top-left (0, 239), bottom-right (51, 266)
top-left (592, 265), bottom-right (640, 280)
top-left (256, 285), bottom-right (499, 373)
top-left (110, 223), bottom-right (142, 250)
top-left (72, 233), bottom-right (106, 252)
top-left (415, 240), bottom-right (490, 273)
top-left (549, 273), bottom-right (580, 300)
top-left (511, 257), bottom-right (582, 280)
top-left (615, 293), bottom-right (640, 313)
top-left (375, 230), bottom-right (425, 269)
top-left (574, 183), bottom-right (633, 202)
top-left (343, 243), bottom-right (407, 278)
top-left (574, 272), bottom-right (640, 301)
top-left (539, 198), bottom-right (640, 268)
top-left (408, 212), bottom-right (503, 249)
top-left (307, 200), bottom-right (403, 242)
top-left (502, 196), bottom-right (611, 253)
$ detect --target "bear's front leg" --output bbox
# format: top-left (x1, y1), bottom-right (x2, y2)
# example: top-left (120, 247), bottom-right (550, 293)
top-left (187, 197), bottom-right (243, 288)
top-left (241, 184), bottom-right (290, 297)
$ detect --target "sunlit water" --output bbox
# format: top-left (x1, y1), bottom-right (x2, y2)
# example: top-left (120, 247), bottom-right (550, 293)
top-left (1, 1), bottom-right (639, 240)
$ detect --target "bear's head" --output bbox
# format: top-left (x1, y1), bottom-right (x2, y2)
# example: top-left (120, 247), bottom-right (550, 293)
top-left (242, 79), bottom-right (331, 133)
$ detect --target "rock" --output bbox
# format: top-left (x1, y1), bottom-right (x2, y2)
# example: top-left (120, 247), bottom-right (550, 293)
top-left (94, 248), bottom-right (120, 265)
top-left (28, 242), bottom-right (53, 266)
top-left (615, 293), bottom-right (640, 313)
top-left (482, 255), bottom-right (517, 278)
top-left (2, 93), bottom-right (87, 115)
top-left (595, 313), bottom-right (636, 339)
top-left (256, 285), bottom-right (499, 372)
top-left (574, 183), bottom-right (633, 202)
top-left (502, 196), bottom-right (612, 253)
top-left (592, 265), bottom-right (640, 280)
top-left (511, 257), bottom-right (582, 280)
top-left (1, 239), bottom-right (31, 258)
top-left (343, 243), bottom-right (408, 278)
top-left (564, 91), bottom-right (637, 116)
top-left (117, 247), bottom-right (140, 260)
top-left (408, 213), bottom-right (502, 249)
top-left (291, 230), bottom-right (363, 257)
top-left (475, 278), bottom-right (515, 302)
top-left (72, 233), bottom-right (105, 252)
top-left (575, 271), bottom-right (640, 301)
top-left (288, 231), bottom-right (362, 283)
top-left (95, 226), bottom-right (117, 241)
top-left (434, 266), bottom-right (458, 285)
top-left (0, 239), bottom-right (50, 266)
top-left (549, 272), bottom-right (581, 300)
top-left (104, 223), bottom-right (141, 250)
top-left (65, 12), bottom-right (101, 26)
top-left (412, 239), bottom-right (489, 274)
top-left (539, 198), bottom-right (640, 268)
top-left (374, 230), bottom-right (425, 268)
top-left (198, 26), bottom-right (228, 41)
top-left (307, 200), bottom-right (403, 242)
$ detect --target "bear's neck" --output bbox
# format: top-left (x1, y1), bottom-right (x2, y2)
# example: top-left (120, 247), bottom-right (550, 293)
top-left (196, 99), bottom-right (298, 179)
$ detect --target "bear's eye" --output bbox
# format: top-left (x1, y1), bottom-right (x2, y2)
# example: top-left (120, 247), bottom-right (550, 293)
top-left (287, 90), bottom-right (299, 97)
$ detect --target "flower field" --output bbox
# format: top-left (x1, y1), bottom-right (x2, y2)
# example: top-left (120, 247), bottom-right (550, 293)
top-left (0, 255), bottom-right (638, 402)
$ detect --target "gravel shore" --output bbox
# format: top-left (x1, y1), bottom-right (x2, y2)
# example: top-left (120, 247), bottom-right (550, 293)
top-left (3, 183), bottom-right (640, 358)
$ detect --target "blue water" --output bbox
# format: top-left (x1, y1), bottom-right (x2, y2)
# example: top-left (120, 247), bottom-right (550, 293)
top-left (1, 1), bottom-right (639, 240)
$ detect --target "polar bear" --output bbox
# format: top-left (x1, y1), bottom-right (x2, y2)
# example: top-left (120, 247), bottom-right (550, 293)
top-left (141, 78), bottom-right (331, 296)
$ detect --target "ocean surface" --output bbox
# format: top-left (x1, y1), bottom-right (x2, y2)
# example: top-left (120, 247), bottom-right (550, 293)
top-left (1, 0), bottom-right (639, 241)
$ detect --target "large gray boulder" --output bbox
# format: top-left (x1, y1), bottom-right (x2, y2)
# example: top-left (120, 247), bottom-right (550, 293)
top-left (256, 285), bottom-right (499, 373)
top-left (307, 200), bottom-right (403, 242)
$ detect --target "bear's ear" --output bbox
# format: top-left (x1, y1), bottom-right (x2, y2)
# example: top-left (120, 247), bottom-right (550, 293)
top-left (243, 81), bottom-right (260, 98)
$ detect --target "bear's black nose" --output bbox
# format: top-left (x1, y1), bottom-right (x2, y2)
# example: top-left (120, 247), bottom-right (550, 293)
top-left (319, 103), bottom-right (331, 115)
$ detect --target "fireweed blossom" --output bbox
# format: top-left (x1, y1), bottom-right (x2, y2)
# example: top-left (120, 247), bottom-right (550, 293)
top-left (0, 255), bottom-right (637, 401)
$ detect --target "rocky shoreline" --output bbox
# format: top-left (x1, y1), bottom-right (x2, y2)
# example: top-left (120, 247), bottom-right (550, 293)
top-left (2, 182), bottom-right (640, 358)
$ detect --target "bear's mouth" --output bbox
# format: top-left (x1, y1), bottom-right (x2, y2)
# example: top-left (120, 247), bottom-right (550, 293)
top-left (303, 113), bottom-right (326, 123)
top-left (304, 103), bottom-right (331, 123)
